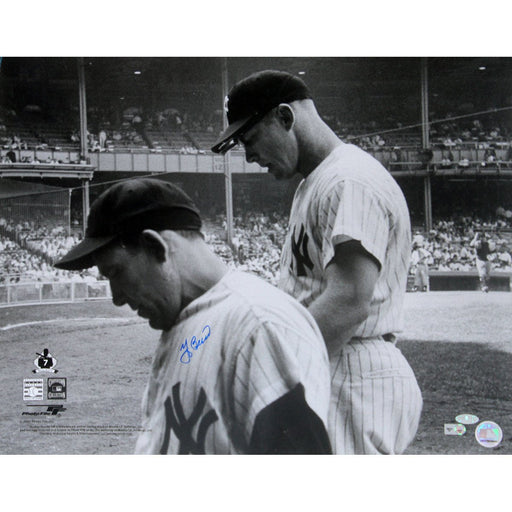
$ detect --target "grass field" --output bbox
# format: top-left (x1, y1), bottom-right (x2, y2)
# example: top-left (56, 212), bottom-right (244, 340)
top-left (0, 291), bottom-right (510, 455)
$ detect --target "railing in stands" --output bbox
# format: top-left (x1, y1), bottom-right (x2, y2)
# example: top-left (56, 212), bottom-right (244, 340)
top-left (1, 147), bottom-right (512, 176)
top-left (0, 280), bottom-right (111, 306)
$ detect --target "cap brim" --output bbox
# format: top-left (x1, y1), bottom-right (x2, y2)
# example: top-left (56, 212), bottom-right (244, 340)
top-left (211, 116), bottom-right (254, 154)
top-left (54, 235), bottom-right (117, 270)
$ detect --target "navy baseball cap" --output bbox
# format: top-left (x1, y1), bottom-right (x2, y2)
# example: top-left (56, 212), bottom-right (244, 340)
top-left (211, 70), bottom-right (312, 154)
top-left (54, 178), bottom-right (202, 270)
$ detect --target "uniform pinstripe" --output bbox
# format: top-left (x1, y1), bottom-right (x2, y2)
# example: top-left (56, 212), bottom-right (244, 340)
top-left (134, 270), bottom-right (330, 454)
top-left (279, 142), bottom-right (422, 454)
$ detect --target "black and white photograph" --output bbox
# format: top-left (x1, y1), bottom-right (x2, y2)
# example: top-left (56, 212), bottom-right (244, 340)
top-left (0, 57), bottom-right (512, 460)
top-left (0, 55), bottom-right (510, 458)
top-left (0, 2), bottom-right (510, 509)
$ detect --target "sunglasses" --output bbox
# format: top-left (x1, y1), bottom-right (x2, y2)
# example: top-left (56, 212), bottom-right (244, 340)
top-left (213, 112), bottom-right (268, 155)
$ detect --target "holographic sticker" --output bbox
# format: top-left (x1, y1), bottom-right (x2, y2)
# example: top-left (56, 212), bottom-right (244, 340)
top-left (475, 421), bottom-right (503, 448)
top-left (444, 423), bottom-right (466, 436)
top-left (455, 414), bottom-right (479, 425)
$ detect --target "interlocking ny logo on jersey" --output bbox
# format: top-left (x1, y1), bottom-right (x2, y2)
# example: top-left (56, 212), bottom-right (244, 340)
top-left (159, 382), bottom-right (218, 454)
top-left (290, 224), bottom-right (314, 276)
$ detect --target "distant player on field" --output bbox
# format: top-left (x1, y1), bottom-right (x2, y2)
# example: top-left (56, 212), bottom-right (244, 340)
top-left (470, 231), bottom-right (494, 292)
top-left (212, 70), bottom-right (422, 454)
top-left (55, 178), bottom-right (331, 455)
top-left (411, 241), bottom-right (430, 292)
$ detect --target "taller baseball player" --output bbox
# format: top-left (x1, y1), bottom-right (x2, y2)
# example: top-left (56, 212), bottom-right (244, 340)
top-left (212, 70), bottom-right (423, 454)
top-left (55, 178), bottom-right (332, 454)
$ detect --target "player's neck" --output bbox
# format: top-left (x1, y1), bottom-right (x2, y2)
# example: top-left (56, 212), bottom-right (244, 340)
top-left (180, 243), bottom-right (229, 308)
top-left (298, 122), bottom-right (343, 178)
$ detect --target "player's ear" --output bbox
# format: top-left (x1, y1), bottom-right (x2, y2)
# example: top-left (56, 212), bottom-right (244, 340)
top-left (276, 103), bottom-right (295, 130)
top-left (141, 229), bottom-right (168, 263)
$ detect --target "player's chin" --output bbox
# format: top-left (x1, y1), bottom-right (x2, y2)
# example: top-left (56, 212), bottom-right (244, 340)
top-left (270, 164), bottom-right (295, 181)
top-left (268, 166), bottom-right (284, 180)
top-left (147, 316), bottom-right (164, 330)
top-left (147, 314), bottom-right (175, 331)
top-left (138, 309), bottom-right (159, 329)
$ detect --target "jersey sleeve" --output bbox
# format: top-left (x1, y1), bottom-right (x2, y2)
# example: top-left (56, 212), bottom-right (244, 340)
top-left (228, 321), bottom-right (330, 449)
top-left (317, 179), bottom-right (390, 270)
top-left (248, 383), bottom-right (332, 454)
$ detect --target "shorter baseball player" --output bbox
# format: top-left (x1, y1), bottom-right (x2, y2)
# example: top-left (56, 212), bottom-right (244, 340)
top-left (55, 178), bottom-right (332, 455)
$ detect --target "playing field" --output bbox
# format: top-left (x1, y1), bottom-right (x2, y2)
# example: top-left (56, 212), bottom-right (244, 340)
top-left (0, 290), bottom-right (510, 455)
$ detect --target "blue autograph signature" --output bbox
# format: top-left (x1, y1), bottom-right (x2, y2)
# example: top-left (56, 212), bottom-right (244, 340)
top-left (179, 325), bottom-right (211, 364)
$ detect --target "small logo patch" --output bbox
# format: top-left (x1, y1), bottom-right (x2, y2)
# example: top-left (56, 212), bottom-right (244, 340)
top-left (47, 378), bottom-right (67, 400)
top-left (23, 379), bottom-right (43, 400)
top-left (32, 348), bottom-right (58, 373)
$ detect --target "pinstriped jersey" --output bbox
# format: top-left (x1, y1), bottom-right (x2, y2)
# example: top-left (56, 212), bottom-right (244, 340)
top-left (279, 143), bottom-right (411, 339)
top-left (134, 270), bottom-right (330, 454)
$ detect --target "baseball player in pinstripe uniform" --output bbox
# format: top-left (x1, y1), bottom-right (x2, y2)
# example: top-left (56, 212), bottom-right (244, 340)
top-left (470, 231), bottom-right (494, 292)
top-left (212, 70), bottom-right (422, 454)
top-left (411, 241), bottom-right (431, 292)
top-left (55, 178), bottom-right (332, 454)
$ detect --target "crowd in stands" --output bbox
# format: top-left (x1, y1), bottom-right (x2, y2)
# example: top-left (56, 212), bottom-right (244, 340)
top-left (1, 206), bottom-right (512, 291)
top-left (1, 152), bottom-right (80, 165)
top-left (80, 107), bottom-right (222, 154)
top-left (0, 113), bottom-right (27, 147)
top-left (150, 109), bottom-right (221, 134)
top-left (201, 212), bottom-right (288, 286)
top-left (336, 120), bottom-right (394, 150)
top-left (0, 132), bottom-right (30, 163)
top-left (75, 126), bottom-right (205, 155)
top-left (220, 212), bottom-right (288, 285)
top-left (0, 208), bottom-right (288, 286)
top-left (82, 126), bottom-right (144, 152)
top-left (78, 112), bottom-right (512, 170)
top-left (429, 116), bottom-right (511, 148)
top-left (206, 210), bottom-right (512, 285)
top-left (3, 103), bottom-right (512, 171)
top-left (2, 107), bottom-right (512, 287)
top-left (0, 235), bottom-right (76, 284)
top-left (0, 217), bottom-right (98, 284)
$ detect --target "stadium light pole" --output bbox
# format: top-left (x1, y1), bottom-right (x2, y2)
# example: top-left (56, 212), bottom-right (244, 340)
top-left (77, 58), bottom-right (89, 164)
top-left (77, 57), bottom-right (90, 232)
top-left (68, 188), bottom-right (72, 236)
top-left (221, 57), bottom-right (234, 247)
top-left (421, 57), bottom-right (433, 232)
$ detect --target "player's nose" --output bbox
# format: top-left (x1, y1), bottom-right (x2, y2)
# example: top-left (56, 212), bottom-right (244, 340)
top-left (244, 147), bottom-right (258, 164)
top-left (110, 283), bottom-right (128, 307)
